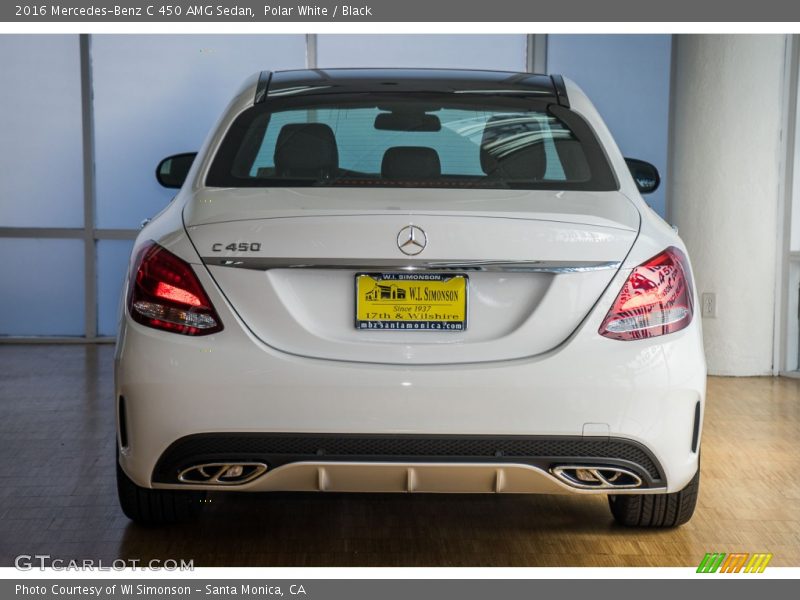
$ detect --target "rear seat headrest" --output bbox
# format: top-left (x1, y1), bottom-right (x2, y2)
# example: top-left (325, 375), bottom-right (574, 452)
top-left (480, 115), bottom-right (547, 180)
top-left (381, 147), bottom-right (441, 180)
top-left (274, 123), bottom-right (339, 179)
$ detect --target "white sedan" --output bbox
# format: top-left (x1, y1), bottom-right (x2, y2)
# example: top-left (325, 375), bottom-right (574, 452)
top-left (115, 69), bottom-right (705, 527)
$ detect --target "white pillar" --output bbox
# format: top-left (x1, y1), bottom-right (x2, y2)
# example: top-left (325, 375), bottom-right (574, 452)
top-left (668, 35), bottom-right (788, 375)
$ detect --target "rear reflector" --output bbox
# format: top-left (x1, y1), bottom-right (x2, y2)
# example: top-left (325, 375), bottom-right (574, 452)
top-left (128, 241), bottom-right (223, 336)
top-left (599, 246), bottom-right (694, 341)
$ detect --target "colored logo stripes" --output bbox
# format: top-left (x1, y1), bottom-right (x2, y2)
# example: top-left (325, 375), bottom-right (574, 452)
top-left (697, 552), bottom-right (772, 573)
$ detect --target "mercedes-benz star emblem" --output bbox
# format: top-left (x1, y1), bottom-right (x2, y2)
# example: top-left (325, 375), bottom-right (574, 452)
top-left (397, 225), bottom-right (427, 256)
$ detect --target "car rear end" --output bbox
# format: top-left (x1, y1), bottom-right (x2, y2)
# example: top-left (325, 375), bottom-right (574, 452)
top-left (115, 69), bottom-right (705, 526)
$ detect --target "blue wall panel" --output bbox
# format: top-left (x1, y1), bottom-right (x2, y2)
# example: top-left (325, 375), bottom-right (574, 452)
top-left (548, 35), bottom-right (672, 218)
top-left (0, 35), bottom-right (84, 228)
top-left (92, 34), bottom-right (307, 230)
top-left (0, 239), bottom-right (85, 336)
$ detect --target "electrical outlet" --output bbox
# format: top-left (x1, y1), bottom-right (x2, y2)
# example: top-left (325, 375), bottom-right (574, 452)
top-left (701, 292), bottom-right (716, 318)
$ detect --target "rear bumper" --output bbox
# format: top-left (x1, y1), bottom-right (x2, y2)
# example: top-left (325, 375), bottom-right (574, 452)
top-left (116, 301), bottom-right (705, 494)
top-left (150, 432), bottom-right (666, 494)
top-left (116, 250), bottom-right (706, 495)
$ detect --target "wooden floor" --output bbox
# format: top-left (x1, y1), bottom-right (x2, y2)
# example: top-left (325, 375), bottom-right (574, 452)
top-left (0, 344), bottom-right (798, 567)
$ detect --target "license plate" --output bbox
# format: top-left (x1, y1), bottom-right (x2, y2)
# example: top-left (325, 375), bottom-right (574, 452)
top-left (355, 273), bottom-right (468, 331)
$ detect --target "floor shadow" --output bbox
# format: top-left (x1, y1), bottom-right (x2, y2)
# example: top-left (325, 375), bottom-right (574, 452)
top-left (117, 491), bottom-right (620, 566)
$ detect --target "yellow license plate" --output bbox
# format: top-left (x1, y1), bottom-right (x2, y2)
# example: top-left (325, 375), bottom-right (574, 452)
top-left (355, 273), bottom-right (468, 331)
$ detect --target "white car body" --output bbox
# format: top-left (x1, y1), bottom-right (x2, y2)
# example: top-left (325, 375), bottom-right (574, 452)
top-left (115, 69), bottom-right (705, 526)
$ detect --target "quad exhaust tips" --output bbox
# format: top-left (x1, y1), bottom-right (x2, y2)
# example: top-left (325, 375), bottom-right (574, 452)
top-left (550, 465), bottom-right (643, 490)
top-left (178, 462), bottom-right (268, 485)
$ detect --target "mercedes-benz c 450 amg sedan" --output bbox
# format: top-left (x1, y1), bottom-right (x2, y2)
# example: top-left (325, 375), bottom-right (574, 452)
top-left (115, 69), bottom-right (705, 527)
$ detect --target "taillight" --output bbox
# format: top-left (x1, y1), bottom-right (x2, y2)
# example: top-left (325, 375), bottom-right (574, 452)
top-left (599, 246), bottom-right (694, 341)
top-left (128, 241), bottom-right (223, 336)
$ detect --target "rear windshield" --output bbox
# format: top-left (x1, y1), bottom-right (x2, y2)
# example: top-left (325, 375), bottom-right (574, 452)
top-left (206, 94), bottom-right (617, 191)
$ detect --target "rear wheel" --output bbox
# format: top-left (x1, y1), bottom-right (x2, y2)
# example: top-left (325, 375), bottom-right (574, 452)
top-left (116, 459), bottom-right (207, 525)
top-left (608, 467), bottom-right (699, 527)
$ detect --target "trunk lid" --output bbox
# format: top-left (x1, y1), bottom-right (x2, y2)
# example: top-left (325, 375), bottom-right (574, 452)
top-left (184, 188), bottom-right (639, 364)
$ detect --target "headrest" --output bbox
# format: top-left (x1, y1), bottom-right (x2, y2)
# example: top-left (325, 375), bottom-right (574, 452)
top-left (480, 115), bottom-right (547, 181)
top-left (381, 147), bottom-right (441, 180)
top-left (274, 123), bottom-right (339, 179)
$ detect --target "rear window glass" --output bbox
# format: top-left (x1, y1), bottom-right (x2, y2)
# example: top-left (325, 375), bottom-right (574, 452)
top-left (206, 95), bottom-right (617, 191)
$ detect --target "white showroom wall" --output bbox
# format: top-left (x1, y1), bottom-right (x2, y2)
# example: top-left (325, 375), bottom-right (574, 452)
top-left (670, 35), bottom-right (787, 375)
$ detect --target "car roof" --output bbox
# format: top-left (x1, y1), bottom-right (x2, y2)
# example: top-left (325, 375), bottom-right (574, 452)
top-left (255, 68), bottom-right (570, 107)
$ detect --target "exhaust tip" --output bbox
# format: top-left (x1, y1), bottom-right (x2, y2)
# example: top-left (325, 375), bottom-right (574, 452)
top-left (551, 465), bottom-right (642, 490)
top-left (178, 462), bottom-right (268, 485)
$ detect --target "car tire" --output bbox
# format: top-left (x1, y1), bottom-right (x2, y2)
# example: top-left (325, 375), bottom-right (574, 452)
top-left (116, 459), bottom-right (206, 525)
top-left (608, 467), bottom-right (699, 528)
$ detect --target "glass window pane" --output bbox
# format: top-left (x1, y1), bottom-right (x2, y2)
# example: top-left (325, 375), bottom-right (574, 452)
top-left (210, 101), bottom-right (611, 191)
top-left (92, 34), bottom-right (307, 230)
top-left (0, 239), bottom-right (84, 336)
top-left (317, 35), bottom-right (527, 71)
top-left (0, 35), bottom-right (84, 228)
top-left (97, 240), bottom-right (134, 337)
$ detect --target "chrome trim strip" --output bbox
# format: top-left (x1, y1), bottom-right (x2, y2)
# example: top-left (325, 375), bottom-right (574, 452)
top-left (202, 257), bottom-right (621, 273)
top-left (452, 89), bottom-right (551, 94)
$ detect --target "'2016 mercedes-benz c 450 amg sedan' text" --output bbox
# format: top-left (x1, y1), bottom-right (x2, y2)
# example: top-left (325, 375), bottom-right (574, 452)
top-left (115, 69), bottom-right (705, 527)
